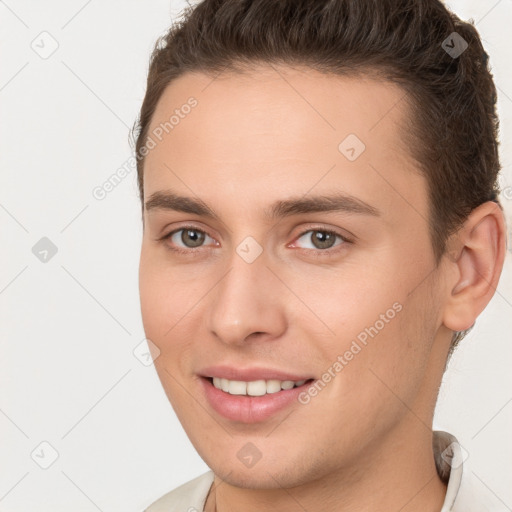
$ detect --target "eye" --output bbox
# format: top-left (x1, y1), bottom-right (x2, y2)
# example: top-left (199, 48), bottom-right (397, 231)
top-left (292, 229), bottom-right (347, 251)
top-left (162, 226), bottom-right (217, 252)
top-left (158, 225), bottom-right (350, 256)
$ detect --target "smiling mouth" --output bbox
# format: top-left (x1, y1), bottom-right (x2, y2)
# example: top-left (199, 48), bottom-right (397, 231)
top-left (206, 377), bottom-right (314, 396)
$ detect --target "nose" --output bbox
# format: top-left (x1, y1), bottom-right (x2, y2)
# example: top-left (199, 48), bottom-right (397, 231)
top-left (206, 245), bottom-right (288, 346)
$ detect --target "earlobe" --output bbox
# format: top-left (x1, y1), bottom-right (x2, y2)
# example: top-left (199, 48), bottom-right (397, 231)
top-left (442, 201), bottom-right (506, 333)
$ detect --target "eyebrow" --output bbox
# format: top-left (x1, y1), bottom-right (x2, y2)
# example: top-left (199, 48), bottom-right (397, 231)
top-left (144, 190), bottom-right (380, 220)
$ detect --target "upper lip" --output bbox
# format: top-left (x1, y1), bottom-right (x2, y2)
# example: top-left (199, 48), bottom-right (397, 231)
top-left (199, 365), bottom-right (313, 382)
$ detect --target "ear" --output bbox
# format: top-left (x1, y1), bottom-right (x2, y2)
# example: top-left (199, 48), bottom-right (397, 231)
top-left (442, 201), bottom-right (507, 332)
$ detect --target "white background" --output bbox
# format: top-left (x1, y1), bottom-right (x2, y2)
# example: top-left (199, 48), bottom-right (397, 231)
top-left (1, 1), bottom-right (511, 510)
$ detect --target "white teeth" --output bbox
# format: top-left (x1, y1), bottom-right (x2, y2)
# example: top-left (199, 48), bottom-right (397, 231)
top-left (266, 379), bottom-right (282, 394)
top-left (247, 380), bottom-right (267, 396)
top-left (228, 380), bottom-right (247, 395)
top-left (220, 378), bottom-right (230, 392)
top-left (211, 377), bottom-right (308, 395)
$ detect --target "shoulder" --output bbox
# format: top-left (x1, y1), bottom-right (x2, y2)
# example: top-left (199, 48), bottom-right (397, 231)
top-left (435, 431), bottom-right (508, 512)
top-left (144, 471), bottom-right (215, 512)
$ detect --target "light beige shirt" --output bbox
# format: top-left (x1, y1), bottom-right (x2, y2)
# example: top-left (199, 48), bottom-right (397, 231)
top-left (145, 431), bottom-right (506, 511)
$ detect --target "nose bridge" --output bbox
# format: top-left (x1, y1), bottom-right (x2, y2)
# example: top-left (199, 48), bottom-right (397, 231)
top-left (206, 241), bottom-right (286, 345)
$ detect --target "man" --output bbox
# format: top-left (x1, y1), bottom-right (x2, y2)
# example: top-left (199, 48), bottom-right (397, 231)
top-left (133, 0), bottom-right (507, 510)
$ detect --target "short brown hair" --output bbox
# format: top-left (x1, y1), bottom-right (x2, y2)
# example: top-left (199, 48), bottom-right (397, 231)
top-left (132, 0), bottom-right (501, 294)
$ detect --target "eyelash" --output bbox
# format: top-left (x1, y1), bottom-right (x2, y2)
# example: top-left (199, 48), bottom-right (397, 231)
top-left (158, 224), bottom-right (352, 258)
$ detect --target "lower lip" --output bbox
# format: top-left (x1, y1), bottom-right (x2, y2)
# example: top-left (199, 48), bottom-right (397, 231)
top-left (200, 377), bottom-right (312, 423)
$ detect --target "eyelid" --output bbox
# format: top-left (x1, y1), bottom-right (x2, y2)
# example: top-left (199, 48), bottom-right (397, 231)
top-left (157, 221), bottom-right (214, 240)
top-left (292, 223), bottom-right (354, 242)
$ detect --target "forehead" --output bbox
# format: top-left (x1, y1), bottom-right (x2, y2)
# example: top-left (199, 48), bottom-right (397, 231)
top-left (143, 64), bottom-right (426, 219)
top-left (147, 64), bottom-right (411, 158)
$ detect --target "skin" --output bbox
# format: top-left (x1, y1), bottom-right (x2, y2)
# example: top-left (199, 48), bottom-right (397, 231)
top-left (138, 64), bottom-right (506, 512)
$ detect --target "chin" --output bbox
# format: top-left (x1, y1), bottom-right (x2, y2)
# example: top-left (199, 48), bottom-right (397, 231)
top-left (199, 444), bottom-right (322, 490)
top-left (212, 464), bottom-right (302, 489)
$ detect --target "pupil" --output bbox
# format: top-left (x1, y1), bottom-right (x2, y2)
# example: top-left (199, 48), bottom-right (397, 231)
top-left (183, 229), bottom-right (204, 247)
top-left (313, 231), bottom-right (334, 249)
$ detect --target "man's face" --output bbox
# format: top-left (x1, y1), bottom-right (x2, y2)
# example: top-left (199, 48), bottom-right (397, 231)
top-left (139, 65), bottom-right (450, 488)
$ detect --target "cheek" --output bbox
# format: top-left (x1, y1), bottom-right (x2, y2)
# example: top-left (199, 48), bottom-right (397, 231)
top-left (139, 246), bottom-right (198, 338)
top-left (139, 259), bottom-right (194, 410)
top-left (297, 264), bottom-right (400, 344)
top-left (139, 250), bottom-right (185, 386)
top-left (139, 254), bottom-right (166, 339)
top-left (306, 260), bottom-right (434, 403)
top-left (337, 288), bottom-right (438, 424)
top-left (139, 247), bottom-right (208, 386)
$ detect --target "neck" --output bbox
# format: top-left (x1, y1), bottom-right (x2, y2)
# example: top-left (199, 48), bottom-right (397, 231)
top-left (205, 420), bottom-right (447, 512)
